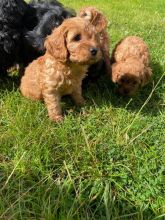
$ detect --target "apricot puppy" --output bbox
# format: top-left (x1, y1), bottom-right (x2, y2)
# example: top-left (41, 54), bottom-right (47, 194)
top-left (79, 7), bottom-right (111, 76)
top-left (111, 36), bottom-right (152, 96)
top-left (20, 17), bottom-right (101, 122)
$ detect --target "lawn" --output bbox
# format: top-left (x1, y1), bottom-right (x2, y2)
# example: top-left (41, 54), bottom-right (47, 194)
top-left (0, 0), bottom-right (165, 219)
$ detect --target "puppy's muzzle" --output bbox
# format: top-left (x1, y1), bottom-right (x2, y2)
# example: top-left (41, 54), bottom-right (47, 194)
top-left (90, 47), bottom-right (98, 56)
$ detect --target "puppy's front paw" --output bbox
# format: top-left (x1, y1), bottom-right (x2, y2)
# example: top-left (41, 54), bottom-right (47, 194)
top-left (49, 115), bottom-right (63, 123)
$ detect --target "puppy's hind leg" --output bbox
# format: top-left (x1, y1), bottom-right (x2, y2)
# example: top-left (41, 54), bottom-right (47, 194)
top-left (20, 72), bottom-right (42, 100)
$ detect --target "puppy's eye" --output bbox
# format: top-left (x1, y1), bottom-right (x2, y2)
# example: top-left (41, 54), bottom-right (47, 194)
top-left (73, 34), bottom-right (81, 41)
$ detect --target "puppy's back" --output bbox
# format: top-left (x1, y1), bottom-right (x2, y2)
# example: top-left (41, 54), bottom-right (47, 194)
top-left (112, 36), bottom-right (150, 65)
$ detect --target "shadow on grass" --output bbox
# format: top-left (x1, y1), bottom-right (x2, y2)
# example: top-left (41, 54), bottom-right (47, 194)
top-left (83, 61), bottom-right (164, 116)
top-left (0, 74), bottom-right (20, 93)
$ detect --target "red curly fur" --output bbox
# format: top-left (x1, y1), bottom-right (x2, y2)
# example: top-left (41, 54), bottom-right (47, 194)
top-left (111, 36), bottom-right (152, 96)
top-left (20, 17), bottom-right (102, 122)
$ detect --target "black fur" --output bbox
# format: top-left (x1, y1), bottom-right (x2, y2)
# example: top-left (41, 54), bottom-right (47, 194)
top-left (22, 0), bottom-right (76, 65)
top-left (0, 0), bottom-right (28, 74)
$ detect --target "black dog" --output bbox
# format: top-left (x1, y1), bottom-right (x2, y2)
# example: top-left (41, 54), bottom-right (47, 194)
top-left (0, 0), bottom-right (75, 74)
top-left (0, 0), bottom-right (28, 74)
top-left (22, 0), bottom-right (76, 65)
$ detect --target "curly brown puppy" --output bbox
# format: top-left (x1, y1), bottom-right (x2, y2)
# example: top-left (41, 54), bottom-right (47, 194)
top-left (111, 36), bottom-right (152, 96)
top-left (79, 7), bottom-right (111, 78)
top-left (20, 17), bottom-right (101, 122)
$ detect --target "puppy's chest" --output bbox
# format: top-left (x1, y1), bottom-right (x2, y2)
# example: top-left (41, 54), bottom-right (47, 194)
top-left (60, 70), bottom-right (77, 94)
top-left (60, 68), bottom-right (85, 95)
top-left (44, 62), bottom-right (86, 95)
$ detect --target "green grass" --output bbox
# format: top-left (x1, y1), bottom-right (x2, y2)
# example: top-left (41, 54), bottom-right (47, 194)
top-left (0, 0), bottom-right (165, 219)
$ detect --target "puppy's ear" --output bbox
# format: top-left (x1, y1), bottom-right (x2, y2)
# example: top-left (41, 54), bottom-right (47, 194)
top-left (44, 26), bottom-right (68, 62)
top-left (92, 12), bottom-right (108, 32)
top-left (112, 63), bottom-right (124, 83)
top-left (111, 63), bottom-right (121, 83)
top-left (141, 66), bottom-right (152, 87)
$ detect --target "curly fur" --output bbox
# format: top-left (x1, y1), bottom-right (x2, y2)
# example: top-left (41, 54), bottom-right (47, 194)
top-left (0, 0), bottom-right (28, 74)
top-left (111, 36), bottom-right (152, 96)
top-left (20, 18), bottom-right (102, 122)
top-left (78, 7), bottom-right (111, 81)
top-left (22, 0), bottom-right (76, 65)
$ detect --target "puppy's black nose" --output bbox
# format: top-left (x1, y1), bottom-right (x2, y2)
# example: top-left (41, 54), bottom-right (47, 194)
top-left (90, 47), bottom-right (97, 56)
